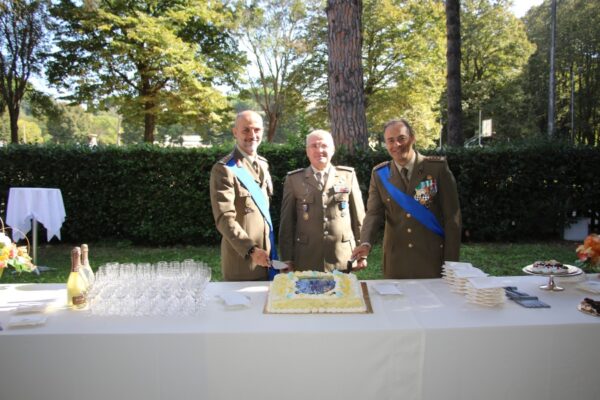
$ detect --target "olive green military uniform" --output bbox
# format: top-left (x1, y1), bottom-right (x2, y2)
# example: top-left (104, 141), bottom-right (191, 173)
top-left (279, 165), bottom-right (365, 272)
top-left (209, 147), bottom-right (273, 281)
top-left (360, 152), bottom-right (461, 279)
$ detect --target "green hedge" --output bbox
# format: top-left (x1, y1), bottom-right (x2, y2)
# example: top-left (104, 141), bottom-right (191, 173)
top-left (1, 142), bottom-right (598, 245)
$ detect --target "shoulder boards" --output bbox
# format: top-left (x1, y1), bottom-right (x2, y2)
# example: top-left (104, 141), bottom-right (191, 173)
top-left (218, 152), bottom-right (234, 164)
top-left (257, 154), bottom-right (268, 162)
top-left (336, 165), bottom-right (354, 172)
top-left (287, 168), bottom-right (304, 175)
top-left (373, 161), bottom-right (390, 171)
top-left (425, 155), bottom-right (446, 162)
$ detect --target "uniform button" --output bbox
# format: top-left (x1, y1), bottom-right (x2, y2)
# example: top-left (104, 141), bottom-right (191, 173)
top-left (407, 228), bottom-right (412, 233)
top-left (408, 243), bottom-right (413, 248)
top-left (297, 238), bottom-right (300, 242)
top-left (386, 198), bottom-right (391, 202)
top-left (406, 213), bottom-right (411, 218)
top-left (440, 244), bottom-right (444, 248)
top-left (324, 218), bottom-right (328, 222)
top-left (324, 231), bottom-right (329, 235)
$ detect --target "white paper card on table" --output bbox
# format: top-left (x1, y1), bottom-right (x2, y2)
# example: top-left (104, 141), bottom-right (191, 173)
top-left (7, 315), bottom-right (47, 328)
top-left (443, 261), bottom-right (473, 270)
top-left (453, 268), bottom-right (487, 279)
top-left (217, 292), bottom-right (251, 308)
top-left (372, 283), bottom-right (403, 296)
top-left (13, 303), bottom-right (48, 314)
top-left (467, 276), bottom-right (512, 289)
top-left (271, 260), bottom-right (289, 270)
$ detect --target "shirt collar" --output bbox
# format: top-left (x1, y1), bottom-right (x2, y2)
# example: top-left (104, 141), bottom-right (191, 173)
top-left (236, 145), bottom-right (257, 164)
top-left (393, 151), bottom-right (416, 178)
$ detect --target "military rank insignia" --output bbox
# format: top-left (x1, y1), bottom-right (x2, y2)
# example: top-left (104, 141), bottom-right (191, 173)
top-left (414, 176), bottom-right (437, 207)
top-left (302, 203), bottom-right (309, 220)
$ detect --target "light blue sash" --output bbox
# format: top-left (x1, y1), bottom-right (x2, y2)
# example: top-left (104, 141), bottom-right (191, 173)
top-left (226, 158), bottom-right (279, 279)
top-left (376, 164), bottom-right (445, 238)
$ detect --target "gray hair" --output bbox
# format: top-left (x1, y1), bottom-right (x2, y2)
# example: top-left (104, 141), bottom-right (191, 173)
top-left (305, 129), bottom-right (334, 147)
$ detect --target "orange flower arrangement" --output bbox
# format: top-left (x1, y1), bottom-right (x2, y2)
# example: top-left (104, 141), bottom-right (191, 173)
top-left (576, 234), bottom-right (600, 272)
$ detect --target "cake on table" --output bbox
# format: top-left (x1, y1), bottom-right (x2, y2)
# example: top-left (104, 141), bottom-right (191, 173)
top-left (531, 260), bottom-right (569, 274)
top-left (266, 270), bottom-right (368, 313)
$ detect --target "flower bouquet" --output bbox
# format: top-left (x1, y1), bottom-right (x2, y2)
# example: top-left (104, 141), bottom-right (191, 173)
top-left (575, 233), bottom-right (600, 273)
top-left (0, 231), bottom-right (36, 278)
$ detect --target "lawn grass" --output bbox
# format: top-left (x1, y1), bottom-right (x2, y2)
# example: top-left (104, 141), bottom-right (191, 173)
top-left (0, 240), bottom-right (582, 284)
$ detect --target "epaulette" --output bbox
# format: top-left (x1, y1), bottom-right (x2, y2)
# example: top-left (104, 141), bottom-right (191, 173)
top-left (218, 152), bottom-right (234, 164)
top-left (425, 155), bottom-right (446, 162)
top-left (373, 161), bottom-right (390, 171)
top-left (287, 168), bottom-right (304, 175)
top-left (257, 154), bottom-right (268, 162)
top-left (336, 165), bottom-right (354, 172)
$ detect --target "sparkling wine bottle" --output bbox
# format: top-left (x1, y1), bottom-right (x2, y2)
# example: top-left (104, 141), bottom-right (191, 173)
top-left (67, 247), bottom-right (87, 309)
top-left (80, 244), bottom-right (95, 288)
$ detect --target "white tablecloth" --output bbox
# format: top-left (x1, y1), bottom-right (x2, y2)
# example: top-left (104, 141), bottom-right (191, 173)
top-left (6, 187), bottom-right (66, 241)
top-left (0, 276), bottom-right (599, 400)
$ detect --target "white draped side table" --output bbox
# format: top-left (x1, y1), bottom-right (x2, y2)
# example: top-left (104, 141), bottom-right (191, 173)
top-left (6, 187), bottom-right (66, 265)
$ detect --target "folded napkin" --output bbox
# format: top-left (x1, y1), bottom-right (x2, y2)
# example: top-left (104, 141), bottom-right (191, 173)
top-left (7, 315), bottom-right (48, 328)
top-left (504, 287), bottom-right (550, 308)
top-left (372, 283), bottom-right (403, 296)
top-left (217, 292), bottom-right (251, 308)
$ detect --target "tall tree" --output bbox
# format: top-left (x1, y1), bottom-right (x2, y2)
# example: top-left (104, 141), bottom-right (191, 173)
top-left (48, 0), bottom-right (243, 143)
top-left (241, 0), bottom-right (322, 142)
top-left (0, 0), bottom-right (48, 143)
top-left (460, 0), bottom-right (535, 140)
top-left (326, 0), bottom-right (368, 151)
top-left (524, 0), bottom-right (599, 145)
top-left (445, 0), bottom-right (463, 146)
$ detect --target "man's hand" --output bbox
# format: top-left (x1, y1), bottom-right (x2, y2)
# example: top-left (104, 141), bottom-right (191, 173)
top-left (354, 257), bottom-right (367, 270)
top-left (351, 243), bottom-right (371, 260)
top-left (250, 247), bottom-right (270, 267)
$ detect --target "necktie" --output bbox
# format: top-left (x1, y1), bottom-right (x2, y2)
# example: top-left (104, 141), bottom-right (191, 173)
top-left (315, 171), bottom-right (323, 191)
top-left (401, 167), bottom-right (409, 187)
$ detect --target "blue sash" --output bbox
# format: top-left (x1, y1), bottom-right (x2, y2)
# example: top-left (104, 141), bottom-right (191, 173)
top-left (376, 164), bottom-right (445, 238)
top-left (226, 158), bottom-right (279, 279)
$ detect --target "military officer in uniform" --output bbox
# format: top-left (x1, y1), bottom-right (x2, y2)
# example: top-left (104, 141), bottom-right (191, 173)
top-left (279, 130), bottom-right (366, 272)
top-left (352, 119), bottom-right (461, 279)
top-left (210, 110), bottom-right (274, 281)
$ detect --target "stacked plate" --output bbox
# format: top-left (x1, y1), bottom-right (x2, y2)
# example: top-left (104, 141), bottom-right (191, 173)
top-left (442, 262), bottom-right (488, 294)
top-left (464, 276), bottom-right (508, 307)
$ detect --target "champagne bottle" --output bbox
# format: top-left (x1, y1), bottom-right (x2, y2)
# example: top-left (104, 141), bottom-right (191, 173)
top-left (80, 244), bottom-right (95, 288)
top-left (67, 247), bottom-right (87, 309)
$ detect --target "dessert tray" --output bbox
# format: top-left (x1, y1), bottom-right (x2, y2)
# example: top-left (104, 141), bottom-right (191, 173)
top-left (523, 264), bottom-right (583, 291)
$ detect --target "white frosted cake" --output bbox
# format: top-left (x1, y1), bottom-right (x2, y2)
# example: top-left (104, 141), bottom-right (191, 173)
top-left (531, 260), bottom-right (569, 274)
top-left (266, 270), bottom-right (367, 313)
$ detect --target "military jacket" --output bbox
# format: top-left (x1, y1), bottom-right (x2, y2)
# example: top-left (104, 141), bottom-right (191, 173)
top-left (360, 152), bottom-right (461, 279)
top-left (209, 147), bottom-right (273, 281)
top-left (278, 165), bottom-right (365, 272)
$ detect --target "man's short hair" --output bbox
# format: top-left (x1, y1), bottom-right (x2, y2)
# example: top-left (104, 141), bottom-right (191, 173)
top-left (305, 129), bottom-right (334, 147)
top-left (383, 118), bottom-right (415, 136)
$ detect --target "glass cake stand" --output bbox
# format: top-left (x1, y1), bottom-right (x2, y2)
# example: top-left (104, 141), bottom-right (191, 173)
top-left (522, 264), bottom-right (583, 291)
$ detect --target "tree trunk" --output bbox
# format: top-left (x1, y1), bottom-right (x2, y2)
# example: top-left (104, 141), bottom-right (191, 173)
top-left (8, 105), bottom-right (20, 143)
top-left (446, 0), bottom-right (463, 147)
top-left (267, 112), bottom-right (278, 142)
top-left (326, 0), bottom-right (368, 153)
top-left (144, 104), bottom-right (156, 143)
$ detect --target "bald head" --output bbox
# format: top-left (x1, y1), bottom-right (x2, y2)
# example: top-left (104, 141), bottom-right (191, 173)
top-left (306, 129), bottom-right (335, 170)
top-left (233, 111), bottom-right (264, 156)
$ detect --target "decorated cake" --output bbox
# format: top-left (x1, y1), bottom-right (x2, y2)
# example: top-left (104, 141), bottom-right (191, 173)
top-left (579, 298), bottom-right (600, 317)
top-left (266, 270), bottom-right (367, 313)
top-left (531, 260), bottom-right (569, 274)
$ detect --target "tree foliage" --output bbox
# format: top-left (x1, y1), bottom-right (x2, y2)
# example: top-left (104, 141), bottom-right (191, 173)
top-left (240, 0), bottom-right (323, 142)
top-left (523, 0), bottom-right (600, 146)
top-left (47, 0), bottom-right (243, 142)
top-left (0, 0), bottom-right (48, 143)
top-left (460, 0), bottom-right (535, 140)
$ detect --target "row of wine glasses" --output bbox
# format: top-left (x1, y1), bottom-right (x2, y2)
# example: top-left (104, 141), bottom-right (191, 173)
top-left (87, 259), bottom-right (211, 317)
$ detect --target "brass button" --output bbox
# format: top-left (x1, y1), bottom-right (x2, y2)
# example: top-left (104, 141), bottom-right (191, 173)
top-left (440, 244), bottom-right (444, 248)
top-left (406, 213), bottom-right (411, 218)
top-left (407, 228), bottom-right (412, 233)
top-left (408, 243), bottom-right (413, 248)
top-left (324, 231), bottom-right (329, 235)
top-left (386, 198), bottom-right (391, 202)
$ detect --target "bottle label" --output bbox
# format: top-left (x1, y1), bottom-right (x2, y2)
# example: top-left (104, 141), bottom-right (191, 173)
top-left (72, 295), bottom-right (86, 306)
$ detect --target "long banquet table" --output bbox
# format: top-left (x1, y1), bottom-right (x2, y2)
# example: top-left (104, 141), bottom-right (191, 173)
top-left (1, 275), bottom-right (599, 400)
